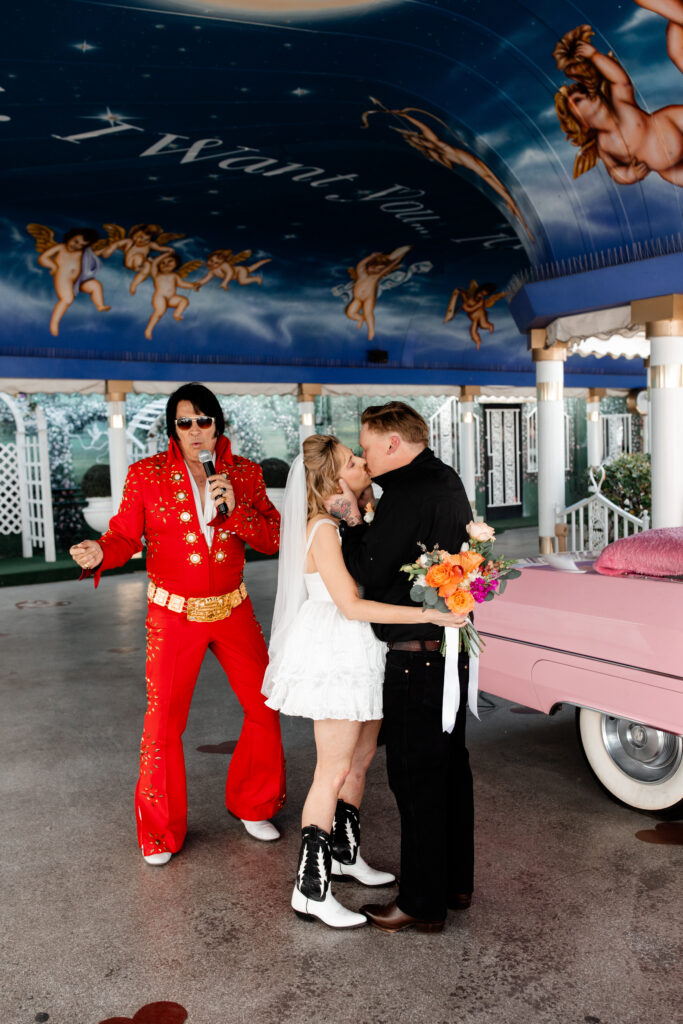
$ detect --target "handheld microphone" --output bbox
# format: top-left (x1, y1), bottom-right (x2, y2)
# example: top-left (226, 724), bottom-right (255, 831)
top-left (199, 449), bottom-right (229, 516)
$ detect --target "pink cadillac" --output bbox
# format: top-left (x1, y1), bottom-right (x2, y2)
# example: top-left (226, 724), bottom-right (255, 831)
top-left (474, 557), bottom-right (683, 815)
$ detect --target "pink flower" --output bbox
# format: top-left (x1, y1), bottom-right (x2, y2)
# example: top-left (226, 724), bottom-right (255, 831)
top-left (466, 521), bottom-right (495, 543)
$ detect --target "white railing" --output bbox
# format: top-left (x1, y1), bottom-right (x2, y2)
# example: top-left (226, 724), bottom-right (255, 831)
top-left (555, 467), bottom-right (649, 553)
top-left (525, 404), bottom-right (571, 473)
top-left (602, 413), bottom-right (632, 462)
top-left (429, 397), bottom-right (459, 473)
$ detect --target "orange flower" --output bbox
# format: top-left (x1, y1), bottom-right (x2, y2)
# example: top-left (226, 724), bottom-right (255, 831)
top-left (446, 590), bottom-right (475, 615)
top-left (460, 551), bottom-right (485, 574)
top-left (438, 570), bottom-right (464, 598)
top-left (438, 550), bottom-right (464, 567)
top-left (424, 563), bottom-right (453, 588)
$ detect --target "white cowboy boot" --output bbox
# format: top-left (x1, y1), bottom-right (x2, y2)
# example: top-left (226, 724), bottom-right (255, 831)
top-left (291, 825), bottom-right (366, 929)
top-left (330, 799), bottom-right (396, 887)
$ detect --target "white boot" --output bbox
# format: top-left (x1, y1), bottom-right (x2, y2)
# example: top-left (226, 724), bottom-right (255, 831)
top-left (240, 818), bottom-right (280, 841)
top-left (142, 849), bottom-right (172, 866)
top-left (292, 825), bottom-right (366, 929)
top-left (291, 883), bottom-right (367, 929)
top-left (331, 799), bottom-right (395, 886)
top-left (332, 850), bottom-right (396, 886)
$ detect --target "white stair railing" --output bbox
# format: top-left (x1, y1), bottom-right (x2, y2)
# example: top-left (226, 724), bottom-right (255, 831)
top-left (555, 466), bottom-right (649, 553)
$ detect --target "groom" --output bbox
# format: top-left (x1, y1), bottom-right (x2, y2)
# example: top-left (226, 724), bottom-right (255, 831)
top-left (333, 401), bottom-right (474, 933)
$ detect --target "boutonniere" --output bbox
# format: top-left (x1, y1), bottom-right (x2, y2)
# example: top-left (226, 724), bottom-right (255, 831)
top-left (363, 502), bottom-right (375, 524)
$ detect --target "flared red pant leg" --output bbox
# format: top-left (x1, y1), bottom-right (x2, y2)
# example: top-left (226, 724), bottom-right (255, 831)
top-left (136, 604), bottom-right (208, 856)
top-left (136, 599), bottom-right (286, 856)
top-left (208, 599), bottom-right (286, 821)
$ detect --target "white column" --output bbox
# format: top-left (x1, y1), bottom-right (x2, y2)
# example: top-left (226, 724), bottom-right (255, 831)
top-left (106, 380), bottom-right (132, 514)
top-left (533, 345), bottom-right (567, 553)
top-left (297, 384), bottom-right (320, 446)
top-left (458, 385), bottom-right (479, 510)
top-left (586, 388), bottom-right (604, 467)
top-left (632, 296), bottom-right (683, 528)
top-left (648, 329), bottom-right (683, 528)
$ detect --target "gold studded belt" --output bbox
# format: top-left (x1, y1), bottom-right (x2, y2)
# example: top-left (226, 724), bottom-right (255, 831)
top-left (147, 580), bottom-right (248, 622)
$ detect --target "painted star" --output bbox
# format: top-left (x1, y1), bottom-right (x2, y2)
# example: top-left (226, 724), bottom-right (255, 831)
top-left (159, 196), bottom-right (177, 202)
top-left (291, 87), bottom-right (310, 97)
top-left (83, 106), bottom-right (141, 126)
top-left (73, 40), bottom-right (96, 53)
top-left (207, 189), bottom-right (219, 194)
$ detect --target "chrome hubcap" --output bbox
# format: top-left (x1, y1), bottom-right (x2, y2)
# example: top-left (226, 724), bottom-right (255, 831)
top-left (601, 716), bottom-right (683, 784)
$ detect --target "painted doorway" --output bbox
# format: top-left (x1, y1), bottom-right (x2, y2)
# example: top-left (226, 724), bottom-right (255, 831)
top-left (483, 404), bottom-right (522, 518)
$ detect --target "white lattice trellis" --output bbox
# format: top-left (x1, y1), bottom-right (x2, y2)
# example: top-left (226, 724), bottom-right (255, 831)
top-left (0, 394), bottom-right (56, 561)
top-left (0, 442), bottom-right (21, 535)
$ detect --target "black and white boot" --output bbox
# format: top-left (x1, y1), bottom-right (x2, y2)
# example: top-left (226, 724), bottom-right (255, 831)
top-left (291, 825), bottom-right (366, 928)
top-left (330, 799), bottom-right (396, 887)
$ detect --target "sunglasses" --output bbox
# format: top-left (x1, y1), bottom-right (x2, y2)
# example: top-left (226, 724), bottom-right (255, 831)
top-left (175, 416), bottom-right (215, 431)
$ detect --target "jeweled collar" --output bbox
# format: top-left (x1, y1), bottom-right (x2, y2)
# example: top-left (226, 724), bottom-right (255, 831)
top-left (167, 433), bottom-right (234, 470)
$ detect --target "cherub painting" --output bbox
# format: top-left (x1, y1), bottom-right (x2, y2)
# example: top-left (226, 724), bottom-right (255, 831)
top-left (27, 224), bottom-right (111, 337)
top-left (195, 249), bottom-right (272, 290)
top-left (554, 4), bottom-right (683, 186)
top-left (444, 280), bottom-right (505, 350)
top-left (98, 223), bottom-right (185, 273)
top-left (344, 245), bottom-right (412, 341)
top-left (362, 100), bottom-right (534, 242)
top-left (132, 251), bottom-right (203, 340)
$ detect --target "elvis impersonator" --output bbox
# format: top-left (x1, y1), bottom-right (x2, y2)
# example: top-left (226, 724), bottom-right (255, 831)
top-left (70, 383), bottom-right (286, 865)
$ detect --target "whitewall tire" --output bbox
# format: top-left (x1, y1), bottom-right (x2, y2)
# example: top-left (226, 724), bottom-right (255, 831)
top-left (576, 708), bottom-right (683, 815)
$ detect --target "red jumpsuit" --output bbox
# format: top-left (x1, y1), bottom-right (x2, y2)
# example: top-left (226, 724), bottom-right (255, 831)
top-left (85, 435), bottom-right (285, 857)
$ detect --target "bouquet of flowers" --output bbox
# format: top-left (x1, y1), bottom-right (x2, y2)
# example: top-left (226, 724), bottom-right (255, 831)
top-left (400, 521), bottom-right (521, 657)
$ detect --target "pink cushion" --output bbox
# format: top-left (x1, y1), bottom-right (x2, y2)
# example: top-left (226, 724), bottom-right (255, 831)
top-left (594, 527), bottom-right (683, 577)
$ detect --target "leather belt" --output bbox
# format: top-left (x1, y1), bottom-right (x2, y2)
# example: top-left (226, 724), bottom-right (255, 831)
top-left (147, 580), bottom-right (248, 622)
top-left (388, 640), bottom-right (441, 652)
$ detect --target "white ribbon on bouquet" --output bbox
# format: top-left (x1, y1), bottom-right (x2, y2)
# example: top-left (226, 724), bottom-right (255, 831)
top-left (442, 626), bottom-right (480, 732)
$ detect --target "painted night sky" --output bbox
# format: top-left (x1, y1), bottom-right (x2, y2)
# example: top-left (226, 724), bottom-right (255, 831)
top-left (1, 0), bottom-right (681, 384)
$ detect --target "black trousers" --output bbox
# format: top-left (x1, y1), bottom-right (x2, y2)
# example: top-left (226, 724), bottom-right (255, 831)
top-left (383, 648), bottom-right (474, 921)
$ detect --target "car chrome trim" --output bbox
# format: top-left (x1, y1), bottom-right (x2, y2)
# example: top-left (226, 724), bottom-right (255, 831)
top-left (477, 631), bottom-right (683, 685)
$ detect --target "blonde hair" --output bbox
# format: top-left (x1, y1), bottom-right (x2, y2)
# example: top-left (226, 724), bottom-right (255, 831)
top-left (303, 434), bottom-right (342, 520)
top-left (361, 401), bottom-right (429, 445)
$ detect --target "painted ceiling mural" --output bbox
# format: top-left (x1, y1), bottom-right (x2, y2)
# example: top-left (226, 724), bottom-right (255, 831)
top-left (2, 0), bottom-right (681, 385)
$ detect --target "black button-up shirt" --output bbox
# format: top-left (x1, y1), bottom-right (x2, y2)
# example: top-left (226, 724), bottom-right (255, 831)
top-left (341, 447), bottom-right (472, 642)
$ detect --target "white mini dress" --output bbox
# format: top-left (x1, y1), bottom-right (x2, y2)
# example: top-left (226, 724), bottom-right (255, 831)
top-left (262, 520), bottom-right (386, 721)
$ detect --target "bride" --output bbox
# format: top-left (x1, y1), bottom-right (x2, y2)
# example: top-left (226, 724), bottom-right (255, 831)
top-left (262, 435), bottom-right (466, 928)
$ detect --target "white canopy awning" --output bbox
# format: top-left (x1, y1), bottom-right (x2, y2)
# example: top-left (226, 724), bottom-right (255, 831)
top-left (546, 306), bottom-right (648, 360)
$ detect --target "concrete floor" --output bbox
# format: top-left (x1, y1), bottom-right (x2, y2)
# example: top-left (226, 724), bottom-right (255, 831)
top-left (1, 552), bottom-right (681, 1024)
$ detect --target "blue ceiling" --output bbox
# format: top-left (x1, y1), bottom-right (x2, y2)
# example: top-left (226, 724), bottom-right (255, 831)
top-left (2, 0), bottom-right (679, 386)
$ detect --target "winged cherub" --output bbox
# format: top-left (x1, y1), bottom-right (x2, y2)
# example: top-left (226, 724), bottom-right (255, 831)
top-left (444, 280), bottom-right (506, 350)
top-left (362, 100), bottom-right (534, 242)
top-left (134, 251), bottom-right (203, 340)
top-left (344, 245), bottom-right (412, 341)
top-left (27, 224), bottom-right (111, 337)
top-left (98, 223), bottom-right (185, 273)
top-left (554, 17), bottom-right (683, 185)
top-left (194, 249), bottom-right (272, 290)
